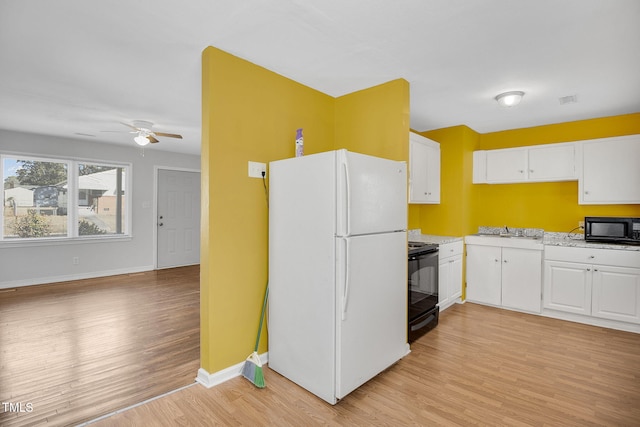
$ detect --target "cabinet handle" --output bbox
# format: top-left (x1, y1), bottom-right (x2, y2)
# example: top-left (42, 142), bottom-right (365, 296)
top-left (585, 191), bottom-right (590, 195)
top-left (594, 269), bottom-right (598, 272)
top-left (529, 169), bottom-right (534, 173)
top-left (589, 255), bottom-right (595, 259)
top-left (519, 170), bottom-right (524, 173)
top-left (503, 260), bottom-right (508, 263)
top-left (495, 259), bottom-right (500, 262)
top-left (587, 268), bottom-right (591, 271)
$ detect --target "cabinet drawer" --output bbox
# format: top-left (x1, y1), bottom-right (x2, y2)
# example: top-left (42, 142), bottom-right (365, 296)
top-left (545, 245), bottom-right (640, 268)
top-left (439, 241), bottom-right (463, 259)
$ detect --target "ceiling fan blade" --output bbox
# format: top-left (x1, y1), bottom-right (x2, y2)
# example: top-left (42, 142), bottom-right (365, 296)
top-left (154, 132), bottom-right (183, 139)
top-left (148, 135), bottom-right (160, 143)
top-left (101, 130), bottom-right (136, 134)
top-left (120, 122), bottom-right (141, 131)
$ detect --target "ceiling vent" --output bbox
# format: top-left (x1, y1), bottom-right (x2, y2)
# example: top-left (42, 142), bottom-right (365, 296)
top-left (559, 94), bottom-right (578, 105)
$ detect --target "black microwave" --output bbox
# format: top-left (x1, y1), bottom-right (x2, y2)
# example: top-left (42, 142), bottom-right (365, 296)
top-left (585, 217), bottom-right (640, 245)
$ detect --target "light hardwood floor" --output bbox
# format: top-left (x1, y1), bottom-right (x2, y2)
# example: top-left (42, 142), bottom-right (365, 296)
top-left (94, 302), bottom-right (640, 427)
top-left (0, 266), bottom-right (200, 427)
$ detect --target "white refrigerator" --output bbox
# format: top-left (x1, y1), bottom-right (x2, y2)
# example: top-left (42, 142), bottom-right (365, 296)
top-left (268, 149), bottom-right (409, 405)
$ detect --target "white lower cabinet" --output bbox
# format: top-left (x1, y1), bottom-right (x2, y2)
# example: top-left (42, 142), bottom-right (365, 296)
top-left (465, 241), bottom-right (543, 313)
top-left (501, 247), bottom-right (543, 313)
top-left (543, 260), bottom-right (592, 315)
top-left (544, 246), bottom-right (640, 324)
top-left (465, 245), bottom-right (502, 306)
top-left (438, 241), bottom-right (463, 311)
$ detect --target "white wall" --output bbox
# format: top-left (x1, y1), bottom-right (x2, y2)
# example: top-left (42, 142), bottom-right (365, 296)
top-left (0, 129), bottom-right (200, 288)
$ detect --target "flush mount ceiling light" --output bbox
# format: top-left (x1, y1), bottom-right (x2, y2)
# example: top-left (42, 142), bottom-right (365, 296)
top-left (495, 91), bottom-right (525, 107)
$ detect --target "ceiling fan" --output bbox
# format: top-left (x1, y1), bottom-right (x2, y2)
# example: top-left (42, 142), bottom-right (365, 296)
top-left (105, 120), bottom-right (183, 146)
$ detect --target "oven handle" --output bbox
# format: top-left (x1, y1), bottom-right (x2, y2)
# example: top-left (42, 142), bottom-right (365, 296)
top-left (411, 314), bottom-right (435, 331)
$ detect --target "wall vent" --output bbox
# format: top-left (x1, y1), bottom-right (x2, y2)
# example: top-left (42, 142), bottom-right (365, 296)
top-left (558, 94), bottom-right (578, 105)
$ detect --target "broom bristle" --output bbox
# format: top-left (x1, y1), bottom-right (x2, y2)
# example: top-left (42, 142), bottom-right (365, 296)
top-left (242, 352), bottom-right (265, 388)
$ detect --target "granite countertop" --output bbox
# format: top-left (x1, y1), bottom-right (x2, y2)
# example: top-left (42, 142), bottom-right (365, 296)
top-left (408, 229), bottom-right (463, 245)
top-left (468, 227), bottom-right (640, 252)
top-left (543, 232), bottom-right (640, 252)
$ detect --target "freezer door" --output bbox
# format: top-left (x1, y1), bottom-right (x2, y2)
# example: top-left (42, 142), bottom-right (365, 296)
top-left (335, 232), bottom-right (409, 400)
top-left (336, 150), bottom-right (407, 237)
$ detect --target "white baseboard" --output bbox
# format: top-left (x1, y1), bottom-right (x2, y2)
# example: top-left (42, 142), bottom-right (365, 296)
top-left (0, 265), bottom-right (155, 289)
top-left (196, 352), bottom-right (269, 388)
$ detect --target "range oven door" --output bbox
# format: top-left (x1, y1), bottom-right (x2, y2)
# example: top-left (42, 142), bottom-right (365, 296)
top-left (408, 248), bottom-right (439, 342)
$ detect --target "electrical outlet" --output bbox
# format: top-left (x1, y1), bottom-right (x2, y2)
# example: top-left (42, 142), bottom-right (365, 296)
top-left (578, 220), bottom-right (585, 230)
top-left (248, 161), bottom-right (266, 178)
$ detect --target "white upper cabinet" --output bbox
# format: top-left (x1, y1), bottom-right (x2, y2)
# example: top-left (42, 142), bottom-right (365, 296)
top-left (579, 134), bottom-right (640, 204)
top-left (485, 147), bottom-right (528, 183)
top-left (475, 142), bottom-right (577, 184)
top-left (528, 143), bottom-right (577, 181)
top-left (409, 132), bottom-right (440, 204)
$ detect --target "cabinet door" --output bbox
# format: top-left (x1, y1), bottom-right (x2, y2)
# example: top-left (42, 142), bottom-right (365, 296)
top-left (485, 148), bottom-right (528, 183)
top-left (592, 265), bottom-right (640, 324)
top-left (424, 143), bottom-right (440, 203)
top-left (438, 259), bottom-right (451, 309)
top-left (409, 135), bottom-right (440, 204)
top-left (543, 260), bottom-right (592, 315)
top-left (580, 135), bottom-right (640, 204)
top-left (438, 254), bottom-right (463, 312)
top-left (466, 245), bottom-right (502, 306)
top-left (528, 143), bottom-right (576, 182)
top-left (501, 248), bottom-right (542, 313)
top-left (449, 255), bottom-right (463, 301)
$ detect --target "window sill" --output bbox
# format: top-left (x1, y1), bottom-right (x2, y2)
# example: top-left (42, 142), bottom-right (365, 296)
top-left (0, 234), bottom-right (132, 249)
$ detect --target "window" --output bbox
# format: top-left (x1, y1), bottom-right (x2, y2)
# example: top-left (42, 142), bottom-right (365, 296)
top-left (2, 155), bottom-right (131, 241)
top-left (77, 163), bottom-right (127, 236)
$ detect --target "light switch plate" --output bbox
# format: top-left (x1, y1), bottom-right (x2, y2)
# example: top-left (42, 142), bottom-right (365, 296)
top-left (248, 161), bottom-right (266, 178)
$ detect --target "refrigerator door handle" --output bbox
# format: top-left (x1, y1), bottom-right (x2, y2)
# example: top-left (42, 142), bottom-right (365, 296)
top-left (341, 237), bottom-right (350, 321)
top-left (343, 156), bottom-right (351, 237)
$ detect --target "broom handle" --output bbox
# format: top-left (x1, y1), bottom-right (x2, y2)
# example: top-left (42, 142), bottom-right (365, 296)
top-left (254, 283), bottom-right (269, 352)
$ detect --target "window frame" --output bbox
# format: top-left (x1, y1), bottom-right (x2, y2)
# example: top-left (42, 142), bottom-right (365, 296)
top-left (1, 152), bottom-right (132, 244)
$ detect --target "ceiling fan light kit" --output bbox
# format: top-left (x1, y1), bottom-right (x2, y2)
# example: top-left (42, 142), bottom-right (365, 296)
top-left (495, 91), bottom-right (525, 107)
top-left (134, 134), bottom-right (151, 146)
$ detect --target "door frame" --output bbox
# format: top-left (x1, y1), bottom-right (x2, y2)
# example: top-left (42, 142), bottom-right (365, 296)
top-left (153, 166), bottom-right (201, 269)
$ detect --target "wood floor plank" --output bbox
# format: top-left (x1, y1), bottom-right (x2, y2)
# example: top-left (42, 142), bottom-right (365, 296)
top-left (0, 266), bottom-right (200, 427)
top-left (4, 276), bottom-right (640, 426)
top-left (92, 302), bottom-right (640, 427)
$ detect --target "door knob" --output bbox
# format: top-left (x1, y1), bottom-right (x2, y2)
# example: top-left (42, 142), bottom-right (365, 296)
top-left (159, 222), bottom-right (164, 227)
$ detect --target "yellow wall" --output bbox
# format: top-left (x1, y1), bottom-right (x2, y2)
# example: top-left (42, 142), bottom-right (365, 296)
top-left (335, 79), bottom-right (410, 162)
top-left (474, 113), bottom-right (640, 232)
top-left (415, 125), bottom-right (479, 236)
top-left (201, 47), bottom-right (410, 374)
top-left (413, 113), bottom-right (640, 237)
top-left (201, 47), bottom-right (335, 373)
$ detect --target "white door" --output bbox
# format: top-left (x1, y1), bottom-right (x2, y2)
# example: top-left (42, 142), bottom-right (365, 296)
top-left (157, 169), bottom-right (200, 268)
top-left (336, 232), bottom-right (408, 400)
top-left (337, 150), bottom-right (407, 236)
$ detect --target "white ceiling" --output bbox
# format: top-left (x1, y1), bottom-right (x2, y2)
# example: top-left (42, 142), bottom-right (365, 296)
top-left (1, 0), bottom-right (639, 156)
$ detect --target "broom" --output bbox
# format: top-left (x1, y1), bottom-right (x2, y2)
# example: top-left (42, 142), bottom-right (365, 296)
top-left (241, 282), bottom-right (269, 388)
